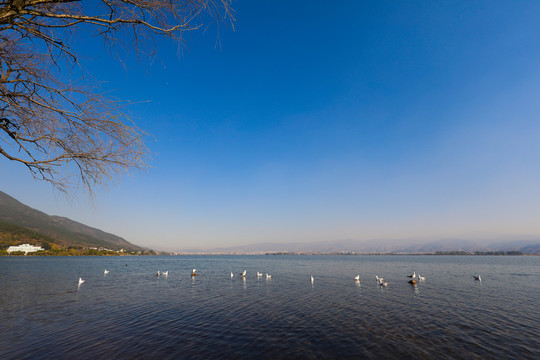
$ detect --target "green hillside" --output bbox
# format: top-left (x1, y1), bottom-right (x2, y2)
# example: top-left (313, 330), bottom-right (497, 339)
top-left (0, 191), bottom-right (145, 251)
top-left (0, 221), bottom-right (55, 248)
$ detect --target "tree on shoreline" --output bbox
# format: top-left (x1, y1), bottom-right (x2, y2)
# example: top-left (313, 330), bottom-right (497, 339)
top-left (0, 0), bottom-right (233, 195)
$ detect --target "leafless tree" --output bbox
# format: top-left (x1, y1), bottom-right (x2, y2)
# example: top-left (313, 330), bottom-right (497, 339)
top-left (0, 0), bottom-right (233, 194)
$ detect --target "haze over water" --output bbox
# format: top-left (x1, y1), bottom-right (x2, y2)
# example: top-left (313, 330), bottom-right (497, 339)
top-left (1, 255), bottom-right (539, 359)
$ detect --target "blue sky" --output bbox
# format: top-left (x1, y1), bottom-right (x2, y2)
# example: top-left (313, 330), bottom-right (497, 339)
top-left (3, 1), bottom-right (540, 250)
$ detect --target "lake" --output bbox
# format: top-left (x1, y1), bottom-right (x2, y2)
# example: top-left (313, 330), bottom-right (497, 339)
top-left (1, 255), bottom-right (539, 359)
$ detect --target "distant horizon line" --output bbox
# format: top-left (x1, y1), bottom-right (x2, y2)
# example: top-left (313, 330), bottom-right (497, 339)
top-left (156, 251), bottom-right (538, 256)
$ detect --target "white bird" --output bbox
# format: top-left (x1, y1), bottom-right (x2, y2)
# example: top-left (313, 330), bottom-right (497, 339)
top-left (354, 275), bottom-right (360, 282)
top-left (375, 275), bottom-right (384, 284)
top-left (157, 271), bottom-right (161, 277)
top-left (257, 272), bottom-right (262, 277)
top-left (310, 275), bottom-right (314, 284)
top-left (78, 277), bottom-right (85, 285)
top-left (230, 272), bottom-right (234, 278)
top-left (407, 271), bottom-right (416, 279)
top-left (162, 271), bottom-right (168, 277)
top-left (474, 275), bottom-right (482, 281)
top-left (104, 270), bottom-right (109, 275)
top-left (417, 274), bottom-right (426, 281)
top-left (266, 274), bottom-right (272, 279)
top-left (240, 270), bottom-right (246, 278)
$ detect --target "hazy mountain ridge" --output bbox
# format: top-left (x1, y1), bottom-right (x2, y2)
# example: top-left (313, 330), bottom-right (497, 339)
top-left (0, 191), bottom-right (143, 251)
top-left (2, 191), bottom-right (537, 255)
top-left (175, 237), bottom-right (540, 254)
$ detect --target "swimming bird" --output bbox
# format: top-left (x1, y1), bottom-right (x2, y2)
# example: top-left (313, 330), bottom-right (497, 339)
top-left (230, 272), bottom-right (234, 279)
top-left (354, 275), bottom-right (360, 282)
top-left (375, 275), bottom-right (384, 284)
top-left (266, 274), bottom-right (272, 279)
top-left (310, 275), bottom-right (314, 284)
top-left (191, 269), bottom-right (198, 277)
top-left (409, 279), bottom-right (417, 285)
top-left (104, 270), bottom-right (109, 275)
top-left (157, 271), bottom-right (161, 277)
top-left (417, 274), bottom-right (426, 281)
top-left (407, 271), bottom-right (416, 279)
top-left (240, 270), bottom-right (246, 278)
top-left (257, 272), bottom-right (263, 277)
top-left (78, 277), bottom-right (85, 285)
top-left (474, 275), bottom-right (482, 281)
top-left (162, 271), bottom-right (168, 277)
top-left (379, 281), bottom-right (388, 287)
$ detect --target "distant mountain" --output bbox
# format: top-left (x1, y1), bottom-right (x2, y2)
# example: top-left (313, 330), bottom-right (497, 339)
top-left (519, 244), bottom-right (540, 254)
top-left (0, 191), bottom-right (143, 251)
top-left (175, 237), bottom-right (540, 255)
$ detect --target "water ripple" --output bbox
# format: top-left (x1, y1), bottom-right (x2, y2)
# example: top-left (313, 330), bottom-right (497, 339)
top-left (1, 255), bottom-right (539, 359)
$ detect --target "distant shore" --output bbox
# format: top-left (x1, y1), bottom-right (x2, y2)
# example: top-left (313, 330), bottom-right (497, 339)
top-left (0, 249), bottom-right (156, 256)
top-left (3, 251), bottom-right (538, 257)
top-left (166, 251), bottom-right (538, 256)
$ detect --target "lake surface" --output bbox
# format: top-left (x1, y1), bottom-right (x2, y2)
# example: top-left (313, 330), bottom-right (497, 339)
top-left (1, 255), bottom-right (539, 359)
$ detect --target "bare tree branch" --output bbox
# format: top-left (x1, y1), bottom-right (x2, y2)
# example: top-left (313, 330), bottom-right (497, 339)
top-left (0, 0), bottom-right (234, 195)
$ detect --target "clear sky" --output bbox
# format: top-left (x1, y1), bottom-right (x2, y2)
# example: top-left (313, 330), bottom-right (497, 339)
top-left (3, 1), bottom-right (540, 250)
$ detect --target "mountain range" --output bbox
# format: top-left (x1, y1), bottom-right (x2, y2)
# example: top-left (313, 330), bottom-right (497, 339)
top-left (2, 190), bottom-right (539, 255)
top-left (0, 191), bottom-right (143, 251)
top-left (174, 237), bottom-right (540, 255)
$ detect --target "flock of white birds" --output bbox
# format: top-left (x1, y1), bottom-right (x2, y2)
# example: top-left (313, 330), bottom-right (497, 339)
top-left (76, 269), bottom-right (482, 288)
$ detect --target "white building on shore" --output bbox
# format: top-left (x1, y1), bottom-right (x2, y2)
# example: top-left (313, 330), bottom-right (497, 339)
top-left (7, 244), bottom-right (44, 255)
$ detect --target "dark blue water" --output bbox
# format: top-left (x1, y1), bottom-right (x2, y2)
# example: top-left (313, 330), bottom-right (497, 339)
top-left (1, 255), bottom-right (539, 359)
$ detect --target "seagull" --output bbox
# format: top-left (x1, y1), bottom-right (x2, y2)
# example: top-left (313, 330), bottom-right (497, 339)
top-left (162, 271), bottom-right (168, 277)
top-left (78, 277), bottom-right (85, 285)
top-left (104, 270), bottom-right (109, 275)
top-left (310, 275), bottom-right (314, 284)
top-left (354, 275), bottom-right (360, 282)
top-left (240, 270), bottom-right (246, 278)
top-left (230, 272), bottom-right (234, 279)
top-left (157, 271), bottom-right (161, 277)
top-left (257, 272), bottom-right (263, 277)
top-left (474, 275), bottom-right (482, 281)
top-left (266, 274), bottom-right (272, 279)
top-left (417, 274), bottom-right (426, 281)
top-left (376, 275), bottom-right (384, 284)
top-left (407, 271), bottom-right (416, 279)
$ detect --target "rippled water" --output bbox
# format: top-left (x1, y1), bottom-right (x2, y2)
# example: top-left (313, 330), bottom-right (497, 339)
top-left (1, 255), bottom-right (539, 359)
